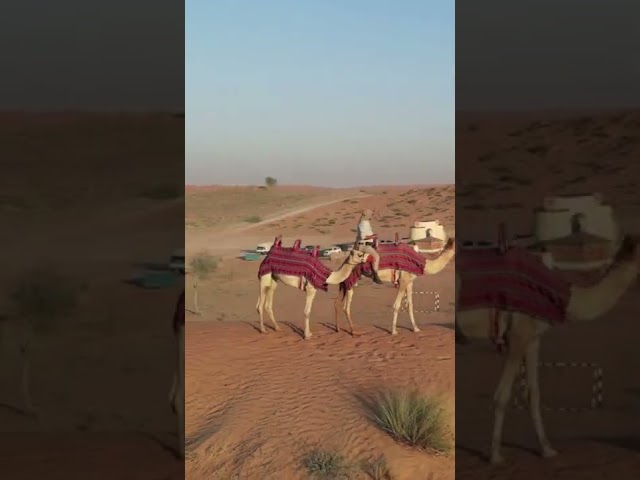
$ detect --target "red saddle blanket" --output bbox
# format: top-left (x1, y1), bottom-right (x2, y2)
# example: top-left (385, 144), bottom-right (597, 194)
top-left (342, 243), bottom-right (427, 290)
top-left (258, 245), bottom-right (333, 291)
top-left (457, 248), bottom-right (571, 324)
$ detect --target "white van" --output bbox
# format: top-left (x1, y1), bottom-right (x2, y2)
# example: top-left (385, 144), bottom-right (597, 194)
top-left (255, 243), bottom-right (272, 255)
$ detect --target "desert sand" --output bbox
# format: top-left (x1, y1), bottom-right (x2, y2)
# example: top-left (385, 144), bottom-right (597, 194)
top-left (185, 185), bottom-right (455, 479)
top-left (455, 110), bottom-right (640, 478)
top-left (0, 113), bottom-right (184, 479)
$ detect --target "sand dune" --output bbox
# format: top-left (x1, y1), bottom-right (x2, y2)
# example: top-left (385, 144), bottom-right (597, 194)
top-left (455, 110), bottom-right (640, 478)
top-left (185, 184), bottom-right (456, 478)
top-left (186, 322), bottom-right (454, 480)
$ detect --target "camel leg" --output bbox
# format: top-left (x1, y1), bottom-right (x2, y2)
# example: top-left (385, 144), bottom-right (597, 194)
top-left (175, 324), bottom-right (185, 459)
top-left (334, 292), bottom-right (343, 333)
top-left (169, 371), bottom-right (177, 413)
top-left (391, 280), bottom-right (409, 335)
top-left (265, 281), bottom-right (280, 331)
top-left (256, 275), bottom-right (271, 334)
top-left (490, 337), bottom-right (526, 464)
top-left (344, 288), bottom-right (359, 336)
top-left (303, 286), bottom-right (317, 340)
top-left (525, 338), bottom-right (557, 458)
top-left (405, 280), bottom-right (420, 333)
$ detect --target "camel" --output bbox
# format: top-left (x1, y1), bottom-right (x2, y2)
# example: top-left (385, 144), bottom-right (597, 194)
top-left (456, 236), bottom-right (639, 464)
top-left (169, 290), bottom-right (185, 459)
top-left (256, 244), bottom-right (370, 340)
top-left (335, 238), bottom-right (456, 336)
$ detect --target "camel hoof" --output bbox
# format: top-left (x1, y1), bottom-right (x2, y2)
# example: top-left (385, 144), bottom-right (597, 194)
top-left (304, 333), bottom-right (313, 340)
top-left (273, 326), bottom-right (281, 332)
top-left (542, 447), bottom-right (558, 458)
top-left (490, 453), bottom-right (505, 465)
top-left (391, 330), bottom-right (398, 336)
top-left (260, 328), bottom-right (267, 334)
top-left (351, 331), bottom-right (361, 337)
top-left (413, 327), bottom-right (421, 333)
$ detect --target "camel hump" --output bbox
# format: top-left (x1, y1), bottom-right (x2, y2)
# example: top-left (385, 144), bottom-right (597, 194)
top-left (293, 239), bottom-right (302, 250)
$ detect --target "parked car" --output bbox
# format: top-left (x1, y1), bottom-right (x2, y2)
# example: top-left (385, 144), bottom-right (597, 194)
top-left (323, 246), bottom-right (342, 257)
top-left (168, 248), bottom-right (185, 274)
top-left (303, 245), bottom-right (315, 252)
top-left (255, 243), bottom-right (272, 255)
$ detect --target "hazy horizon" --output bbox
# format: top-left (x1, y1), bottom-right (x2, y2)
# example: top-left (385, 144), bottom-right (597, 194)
top-left (185, 181), bottom-right (455, 188)
top-left (186, 0), bottom-right (454, 187)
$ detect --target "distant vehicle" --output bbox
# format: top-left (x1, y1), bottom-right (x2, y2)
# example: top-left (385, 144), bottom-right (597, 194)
top-left (323, 246), bottom-right (342, 256)
top-left (168, 248), bottom-right (185, 274)
top-left (380, 239), bottom-right (395, 244)
top-left (303, 245), bottom-right (315, 252)
top-left (255, 243), bottom-right (273, 255)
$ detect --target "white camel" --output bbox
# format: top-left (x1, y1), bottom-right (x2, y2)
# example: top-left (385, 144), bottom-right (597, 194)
top-left (335, 239), bottom-right (456, 336)
top-left (257, 248), bottom-right (369, 339)
top-left (456, 236), bottom-right (639, 464)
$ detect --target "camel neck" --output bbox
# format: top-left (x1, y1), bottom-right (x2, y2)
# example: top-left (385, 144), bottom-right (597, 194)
top-left (566, 262), bottom-right (637, 322)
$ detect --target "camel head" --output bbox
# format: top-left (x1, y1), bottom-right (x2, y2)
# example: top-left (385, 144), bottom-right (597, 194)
top-left (614, 235), bottom-right (640, 265)
top-left (440, 237), bottom-right (455, 255)
top-left (345, 249), bottom-right (369, 265)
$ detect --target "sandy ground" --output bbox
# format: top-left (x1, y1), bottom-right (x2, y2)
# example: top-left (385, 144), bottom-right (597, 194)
top-left (455, 110), bottom-right (640, 478)
top-left (0, 114), bottom-right (184, 478)
top-left (185, 185), bottom-right (456, 479)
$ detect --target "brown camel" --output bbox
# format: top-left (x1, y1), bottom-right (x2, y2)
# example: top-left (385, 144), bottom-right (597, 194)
top-left (335, 238), bottom-right (456, 336)
top-left (257, 249), bottom-right (369, 339)
top-left (456, 236), bottom-right (639, 464)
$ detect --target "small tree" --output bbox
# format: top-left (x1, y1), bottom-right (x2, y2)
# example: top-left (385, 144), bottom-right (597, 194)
top-left (189, 251), bottom-right (218, 314)
top-left (9, 267), bottom-right (81, 412)
top-left (264, 176), bottom-right (278, 188)
top-left (10, 268), bottom-right (81, 333)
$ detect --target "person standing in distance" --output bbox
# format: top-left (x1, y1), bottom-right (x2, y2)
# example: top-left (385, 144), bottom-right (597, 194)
top-left (355, 209), bottom-right (383, 284)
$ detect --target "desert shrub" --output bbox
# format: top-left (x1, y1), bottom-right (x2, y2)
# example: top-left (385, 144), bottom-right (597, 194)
top-left (264, 176), bottom-right (278, 188)
top-left (189, 252), bottom-right (218, 314)
top-left (367, 390), bottom-right (449, 454)
top-left (10, 268), bottom-right (82, 332)
top-left (244, 215), bottom-right (262, 223)
top-left (303, 449), bottom-right (351, 479)
top-left (361, 455), bottom-right (392, 479)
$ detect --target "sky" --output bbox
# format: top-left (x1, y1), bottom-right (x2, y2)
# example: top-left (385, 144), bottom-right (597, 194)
top-left (186, 0), bottom-right (454, 186)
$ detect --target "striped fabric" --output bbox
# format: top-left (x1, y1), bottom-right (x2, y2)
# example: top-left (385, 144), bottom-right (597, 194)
top-left (342, 243), bottom-right (427, 290)
top-left (173, 290), bottom-right (185, 332)
top-left (258, 245), bottom-right (333, 291)
top-left (457, 247), bottom-right (571, 324)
